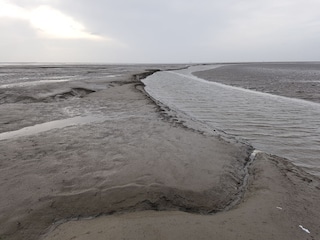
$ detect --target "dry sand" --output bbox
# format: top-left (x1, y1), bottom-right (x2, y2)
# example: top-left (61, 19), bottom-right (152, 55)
top-left (0, 66), bottom-right (319, 240)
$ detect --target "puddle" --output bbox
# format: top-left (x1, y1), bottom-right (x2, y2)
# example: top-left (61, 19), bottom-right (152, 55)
top-left (0, 113), bottom-right (145, 141)
top-left (0, 79), bottom-right (71, 88)
top-left (0, 115), bottom-right (104, 141)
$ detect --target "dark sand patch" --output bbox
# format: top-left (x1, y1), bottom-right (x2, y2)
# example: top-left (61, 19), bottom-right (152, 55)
top-left (194, 63), bottom-right (320, 103)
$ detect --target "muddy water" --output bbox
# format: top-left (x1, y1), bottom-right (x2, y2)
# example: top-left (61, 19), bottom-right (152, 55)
top-left (143, 65), bottom-right (320, 176)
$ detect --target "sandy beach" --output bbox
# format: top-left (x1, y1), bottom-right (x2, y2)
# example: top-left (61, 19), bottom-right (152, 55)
top-left (0, 65), bottom-right (319, 240)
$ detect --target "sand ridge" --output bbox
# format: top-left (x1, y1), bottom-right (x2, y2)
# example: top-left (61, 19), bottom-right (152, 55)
top-left (43, 152), bottom-right (320, 240)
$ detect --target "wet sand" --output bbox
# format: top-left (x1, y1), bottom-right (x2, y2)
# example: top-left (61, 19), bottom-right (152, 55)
top-left (0, 65), bottom-right (319, 240)
top-left (43, 153), bottom-right (320, 240)
top-left (194, 63), bottom-right (320, 103)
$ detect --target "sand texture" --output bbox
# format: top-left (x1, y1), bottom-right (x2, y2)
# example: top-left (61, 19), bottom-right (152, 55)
top-left (0, 65), bottom-right (319, 240)
top-left (43, 153), bottom-right (320, 240)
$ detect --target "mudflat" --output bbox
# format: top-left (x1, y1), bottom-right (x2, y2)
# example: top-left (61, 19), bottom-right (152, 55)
top-left (194, 63), bottom-right (320, 103)
top-left (0, 65), bottom-right (319, 240)
top-left (44, 153), bottom-right (320, 240)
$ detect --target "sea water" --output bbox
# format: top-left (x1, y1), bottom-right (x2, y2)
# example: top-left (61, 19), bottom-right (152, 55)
top-left (143, 64), bottom-right (320, 176)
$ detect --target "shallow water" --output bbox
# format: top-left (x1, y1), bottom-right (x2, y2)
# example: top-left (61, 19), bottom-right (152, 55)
top-left (143, 65), bottom-right (320, 176)
top-left (0, 116), bottom-right (105, 141)
top-left (0, 64), bottom-right (127, 87)
top-left (0, 113), bottom-right (145, 141)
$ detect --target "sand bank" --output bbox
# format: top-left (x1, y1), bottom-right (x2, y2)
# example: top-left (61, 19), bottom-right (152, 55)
top-left (0, 65), bottom-right (319, 240)
top-left (43, 153), bottom-right (320, 240)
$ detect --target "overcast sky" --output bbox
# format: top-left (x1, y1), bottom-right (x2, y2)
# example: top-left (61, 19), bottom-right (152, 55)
top-left (1, 0), bottom-right (320, 63)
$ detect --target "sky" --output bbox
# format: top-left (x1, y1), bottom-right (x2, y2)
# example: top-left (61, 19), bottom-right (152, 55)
top-left (1, 0), bottom-right (320, 63)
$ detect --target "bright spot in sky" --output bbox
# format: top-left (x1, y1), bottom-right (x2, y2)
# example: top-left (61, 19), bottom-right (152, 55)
top-left (0, 1), bottom-right (28, 19)
top-left (0, 0), bottom-right (103, 40)
top-left (30, 6), bottom-right (102, 40)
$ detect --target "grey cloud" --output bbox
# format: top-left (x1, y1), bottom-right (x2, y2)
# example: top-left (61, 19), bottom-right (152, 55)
top-left (1, 0), bottom-right (320, 62)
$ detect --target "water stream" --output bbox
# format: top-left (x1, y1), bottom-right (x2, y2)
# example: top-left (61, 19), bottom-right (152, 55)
top-left (143, 65), bottom-right (320, 176)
